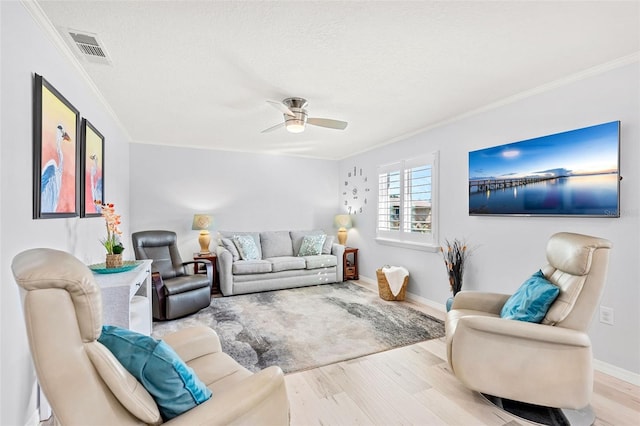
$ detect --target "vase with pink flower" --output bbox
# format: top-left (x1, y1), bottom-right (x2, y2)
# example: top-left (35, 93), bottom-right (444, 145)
top-left (96, 201), bottom-right (125, 268)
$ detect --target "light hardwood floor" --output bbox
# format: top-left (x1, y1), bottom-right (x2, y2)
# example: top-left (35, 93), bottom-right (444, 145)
top-left (284, 281), bottom-right (640, 426)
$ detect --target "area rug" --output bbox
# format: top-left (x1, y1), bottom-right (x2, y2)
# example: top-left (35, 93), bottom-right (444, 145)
top-left (152, 282), bottom-right (445, 373)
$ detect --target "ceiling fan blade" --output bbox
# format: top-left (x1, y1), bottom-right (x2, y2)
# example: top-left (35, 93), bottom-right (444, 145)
top-left (261, 122), bottom-right (286, 133)
top-left (266, 100), bottom-right (295, 117)
top-left (307, 117), bottom-right (348, 130)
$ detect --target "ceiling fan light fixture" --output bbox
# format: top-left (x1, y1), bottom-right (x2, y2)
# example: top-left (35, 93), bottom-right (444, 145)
top-left (285, 109), bottom-right (308, 133)
top-left (286, 120), bottom-right (305, 133)
top-left (263, 97), bottom-right (347, 134)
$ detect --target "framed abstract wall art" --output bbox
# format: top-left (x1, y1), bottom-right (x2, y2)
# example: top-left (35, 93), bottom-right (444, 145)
top-left (80, 118), bottom-right (105, 217)
top-left (33, 74), bottom-right (80, 219)
top-left (469, 121), bottom-right (620, 217)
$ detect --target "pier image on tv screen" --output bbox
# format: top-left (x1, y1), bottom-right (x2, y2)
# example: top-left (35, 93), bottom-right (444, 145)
top-left (468, 121), bottom-right (620, 217)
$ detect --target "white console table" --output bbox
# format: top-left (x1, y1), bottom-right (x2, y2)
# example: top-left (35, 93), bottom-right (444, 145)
top-left (93, 259), bottom-right (153, 335)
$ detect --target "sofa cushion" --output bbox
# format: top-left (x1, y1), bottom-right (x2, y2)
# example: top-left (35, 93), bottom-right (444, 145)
top-left (233, 235), bottom-right (261, 260)
top-left (219, 231), bottom-right (262, 259)
top-left (291, 230), bottom-right (329, 256)
top-left (290, 230), bottom-right (313, 256)
top-left (322, 235), bottom-right (335, 254)
top-left (85, 342), bottom-right (161, 424)
top-left (298, 234), bottom-right (326, 256)
top-left (98, 325), bottom-right (212, 421)
top-left (303, 255), bottom-right (338, 270)
top-left (220, 238), bottom-right (240, 261)
top-left (260, 231), bottom-right (294, 258)
top-left (232, 260), bottom-right (273, 275)
top-left (267, 256), bottom-right (306, 272)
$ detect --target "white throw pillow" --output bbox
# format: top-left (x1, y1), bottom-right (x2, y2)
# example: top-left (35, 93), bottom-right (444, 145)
top-left (233, 235), bottom-right (260, 260)
top-left (221, 238), bottom-right (240, 261)
top-left (298, 234), bottom-right (326, 256)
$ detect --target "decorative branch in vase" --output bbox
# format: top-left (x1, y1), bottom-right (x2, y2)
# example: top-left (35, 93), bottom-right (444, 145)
top-left (440, 238), bottom-right (472, 297)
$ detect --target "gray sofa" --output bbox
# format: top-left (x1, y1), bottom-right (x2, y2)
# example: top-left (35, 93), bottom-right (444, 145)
top-left (216, 230), bottom-right (345, 296)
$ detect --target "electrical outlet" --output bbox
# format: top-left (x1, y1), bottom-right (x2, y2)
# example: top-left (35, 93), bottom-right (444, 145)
top-left (599, 306), bottom-right (614, 325)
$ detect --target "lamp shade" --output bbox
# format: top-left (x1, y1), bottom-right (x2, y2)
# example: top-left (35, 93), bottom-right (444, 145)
top-left (191, 214), bottom-right (213, 230)
top-left (334, 214), bottom-right (353, 229)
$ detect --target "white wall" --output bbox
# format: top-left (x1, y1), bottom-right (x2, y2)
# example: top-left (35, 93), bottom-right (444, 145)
top-left (129, 144), bottom-right (339, 261)
top-left (0, 2), bottom-right (132, 424)
top-left (340, 61), bottom-right (640, 376)
top-left (1, 2), bottom-right (637, 424)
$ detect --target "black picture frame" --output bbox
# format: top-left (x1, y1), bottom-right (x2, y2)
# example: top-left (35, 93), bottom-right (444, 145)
top-left (80, 118), bottom-right (105, 217)
top-left (33, 73), bottom-right (80, 219)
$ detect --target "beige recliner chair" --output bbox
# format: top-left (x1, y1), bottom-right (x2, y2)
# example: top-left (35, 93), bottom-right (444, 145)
top-left (12, 248), bottom-right (290, 425)
top-left (446, 232), bottom-right (611, 423)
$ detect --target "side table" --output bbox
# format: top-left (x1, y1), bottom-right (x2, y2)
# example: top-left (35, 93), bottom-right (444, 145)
top-left (93, 259), bottom-right (153, 335)
top-left (193, 252), bottom-right (219, 294)
top-left (343, 247), bottom-right (359, 281)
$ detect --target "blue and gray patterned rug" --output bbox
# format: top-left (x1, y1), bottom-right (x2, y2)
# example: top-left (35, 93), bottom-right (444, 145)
top-left (152, 281), bottom-right (444, 373)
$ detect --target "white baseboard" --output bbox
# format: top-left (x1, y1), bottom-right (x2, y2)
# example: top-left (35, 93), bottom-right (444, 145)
top-left (405, 291), bottom-right (447, 312)
top-left (358, 275), bottom-right (376, 285)
top-left (360, 275), bottom-right (447, 311)
top-left (360, 275), bottom-right (640, 386)
top-left (593, 359), bottom-right (640, 386)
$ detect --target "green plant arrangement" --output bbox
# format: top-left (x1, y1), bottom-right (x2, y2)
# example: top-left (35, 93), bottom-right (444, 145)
top-left (440, 238), bottom-right (471, 296)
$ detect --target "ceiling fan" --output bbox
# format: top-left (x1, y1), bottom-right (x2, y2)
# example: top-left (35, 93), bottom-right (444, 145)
top-left (262, 97), bottom-right (348, 133)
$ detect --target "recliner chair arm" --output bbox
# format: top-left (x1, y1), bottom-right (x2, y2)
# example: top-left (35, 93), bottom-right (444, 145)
top-left (151, 272), bottom-right (168, 321)
top-left (162, 326), bottom-right (222, 361)
top-left (163, 366), bottom-right (289, 426)
top-left (451, 291), bottom-right (511, 314)
top-left (450, 315), bottom-right (593, 408)
top-left (331, 243), bottom-right (345, 281)
top-left (183, 259), bottom-right (211, 267)
top-left (456, 315), bottom-right (591, 347)
top-left (217, 249), bottom-right (234, 296)
top-left (182, 260), bottom-right (213, 285)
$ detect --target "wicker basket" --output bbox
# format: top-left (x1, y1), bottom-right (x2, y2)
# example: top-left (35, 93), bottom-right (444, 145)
top-left (376, 268), bottom-right (408, 301)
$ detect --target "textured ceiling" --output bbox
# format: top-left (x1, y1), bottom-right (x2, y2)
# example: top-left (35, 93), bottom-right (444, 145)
top-left (36, 1), bottom-right (639, 159)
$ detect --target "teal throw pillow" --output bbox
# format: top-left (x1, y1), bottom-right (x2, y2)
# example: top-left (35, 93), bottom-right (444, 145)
top-left (233, 235), bottom-right (260, 260)
top-left (500, 270), bottom-right (560, 323)
top-left (298, 234), bottom-right (326, 256)
top-left (98, 325), bottom-right (212, 420)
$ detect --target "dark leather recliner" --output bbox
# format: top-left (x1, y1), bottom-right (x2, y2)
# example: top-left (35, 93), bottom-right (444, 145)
top-left (132, 230), bottom-right (212, 320)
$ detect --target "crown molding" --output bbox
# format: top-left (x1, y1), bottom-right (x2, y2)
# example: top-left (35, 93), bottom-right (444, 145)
top-left (341, 52), bottom-right (640, 161)
top-left (20, 0), bottom-right (132, 141)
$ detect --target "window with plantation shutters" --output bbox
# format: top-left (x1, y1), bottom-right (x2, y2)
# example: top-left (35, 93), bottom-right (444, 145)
top-left (377, 167), bottom-right (400, 232)
top-left (376, 152), bottom-right (439, 250)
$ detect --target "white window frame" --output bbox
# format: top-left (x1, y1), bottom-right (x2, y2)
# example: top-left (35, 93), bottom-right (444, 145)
top-left (376, 152), bottom-right (439, 252)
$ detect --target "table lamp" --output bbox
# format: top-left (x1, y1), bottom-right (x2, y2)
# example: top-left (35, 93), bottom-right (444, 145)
top-left (334, 214), bottom-right (353, 245)
top-left (192, 214), bottom-right (213, 254)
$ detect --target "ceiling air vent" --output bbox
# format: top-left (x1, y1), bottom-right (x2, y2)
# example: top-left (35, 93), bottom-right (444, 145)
top-left (62, 28), bottom-right (112, 65)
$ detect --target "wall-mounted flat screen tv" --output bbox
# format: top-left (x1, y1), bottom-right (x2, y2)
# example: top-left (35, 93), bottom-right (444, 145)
top-left (469, 121), bottom-right (620, 217)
